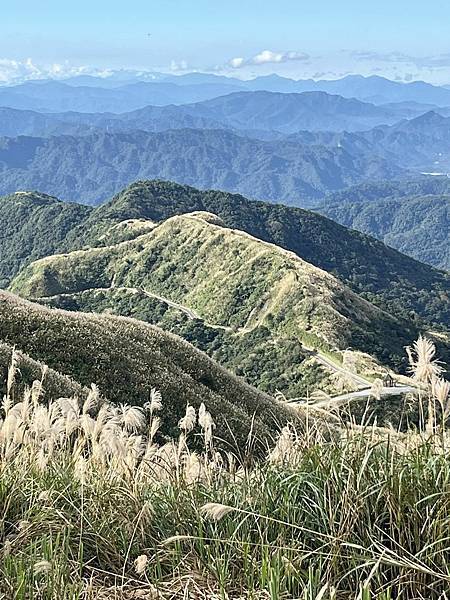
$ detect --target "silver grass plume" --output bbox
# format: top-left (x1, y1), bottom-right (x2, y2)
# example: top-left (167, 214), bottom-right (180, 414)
top-left (407, 335), bottom-right (443, 384)
top-left (432, 378), bottom-right (450, 420)
top-left (198, 402), bottom-right (215, 448)
top-left (178, 404), bottom-right (196, 433)
top-left (149, 388), bottom-right (162, 414)
top-left (200, 502), bottom-right (235, 521)
top-left (6, 349), bottom-right (18, 399)
top-left (369, 378), bottom-right (384, 401)
top-left (82, 384), bottom-right (100, 415)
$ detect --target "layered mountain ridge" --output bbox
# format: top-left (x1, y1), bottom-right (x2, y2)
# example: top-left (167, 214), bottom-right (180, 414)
top-left (2, 181), bottom-right (449, 393)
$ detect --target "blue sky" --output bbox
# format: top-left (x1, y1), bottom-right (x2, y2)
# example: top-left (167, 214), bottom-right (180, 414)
top-left (2, 0), bottom-right (450, 83)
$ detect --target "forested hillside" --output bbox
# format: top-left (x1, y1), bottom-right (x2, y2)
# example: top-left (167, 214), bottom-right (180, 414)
top-left (1, 181), bottom-right (449, 334)
top-left (320, 193), bottom-right (450, 270)
top-left (0, 128), bottom-right (403, 204)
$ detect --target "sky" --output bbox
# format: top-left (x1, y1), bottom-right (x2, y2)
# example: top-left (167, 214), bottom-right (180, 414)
top-left (2, 0), bottom-right (450, 84)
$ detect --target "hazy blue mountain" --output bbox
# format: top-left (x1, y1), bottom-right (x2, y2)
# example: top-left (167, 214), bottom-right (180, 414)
top-left (62, 72), bottom-right (168, 87)
top-left (323, 179), bottom-right (450, 204)
top-left (303, 75), bottom-right (450, 106)
top-left (360, 111), bottom-right (450, 170)
top-left (190, 91), bottom-right (405, 132)
top-left (162, 72), bottom-right (245, 87)
top-left (96, 90), bottom-right (413, 133)
top-left (161, 73), bottom-right (450, 105)
top-left (0, 128), bottom-right (404, 204)
top-left (4, 72), bottom-right (450, 109)
top-left (0, 108), bottom-right (101, 137)
top-left (287, 112), bottom-right (450, 174)
top-left (0, 91), bottom-right (421, 137)
top-left (0, 80), bottom-right (245, 112)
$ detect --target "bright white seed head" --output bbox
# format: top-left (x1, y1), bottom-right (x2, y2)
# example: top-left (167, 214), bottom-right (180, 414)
top-left (149, 388), bottom-right (162, 413)
top-left (178, 404), bottom-right (196, 432)
top-left (33, 560), bottom-right (52, 575)
top-left (200, 502), bottom-right (234, 521)
top-left (134, 554), bottom-right (149, 574)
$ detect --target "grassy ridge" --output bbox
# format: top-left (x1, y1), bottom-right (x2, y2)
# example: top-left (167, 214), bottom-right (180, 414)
top-left (0, 291), bottom-right (290, 446)
top-left (38, 287), bottom-right (330, 398)
top-left (0, 181), bottom-right (448, 334)
top-left (10, 211), bottom-right (419, 379)
top-left (67, 180), bottom-right (450, 331)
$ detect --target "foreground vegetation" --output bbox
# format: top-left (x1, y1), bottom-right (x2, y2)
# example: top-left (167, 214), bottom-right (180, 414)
top-left (0, 337), bottom-right (449, 599)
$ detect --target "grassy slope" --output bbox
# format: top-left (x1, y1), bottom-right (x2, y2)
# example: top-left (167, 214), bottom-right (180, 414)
top-left (37, 287), bottom-right (330, 398)
top-left (0, 291), bottom-right (289, 446)
top-left (11, 212), bottom-right (421, 376)
top-left (66, 180), bottom-right (450, 331)
top-left (0, 341), bottom-right (90, 402)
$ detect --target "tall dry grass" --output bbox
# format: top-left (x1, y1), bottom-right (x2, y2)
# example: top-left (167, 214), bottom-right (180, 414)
top-left (0, 338), bottom-right (449, 599)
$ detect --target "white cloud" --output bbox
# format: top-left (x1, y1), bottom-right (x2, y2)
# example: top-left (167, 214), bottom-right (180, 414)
top-left (0, 58), bottom-right (114, 85)
top-left (229, 57), bottom-right (245, 69)
top-left (228, 49), bottom-right (309, 69)
top-left (169, 59), bottom-right (190, 72)
top-left (253, 50), bottom-right (308, 65)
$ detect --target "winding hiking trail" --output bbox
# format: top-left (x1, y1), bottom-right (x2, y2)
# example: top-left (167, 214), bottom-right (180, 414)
top-left (36, 284), bottom-right (417, 405)
top-left (298, 345), bottom-right (416, 407)
top-left (307, 384), bottom-right (416, 410)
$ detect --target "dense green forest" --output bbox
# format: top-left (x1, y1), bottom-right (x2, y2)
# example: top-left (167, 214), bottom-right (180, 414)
top-left (320, 193), bottom-right (450, 270)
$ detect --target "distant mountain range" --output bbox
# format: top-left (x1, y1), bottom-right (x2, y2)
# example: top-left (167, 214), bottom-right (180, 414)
top-left (0, 91), bottom-right (433, 137)
top-left (2, 94), bottom-right (450, 208)
top-left (0, 128), bottom-right (405, 204)
top-left (0, 80), bottom-right (246, 112)
top-left (3, 73), bottom-right (450, 110)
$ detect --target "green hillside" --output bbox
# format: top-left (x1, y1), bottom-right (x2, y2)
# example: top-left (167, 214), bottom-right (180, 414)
top-left (1, 180), bottom-right (449, 334)
top-left (66, 180), bottom-right (450, 331)
top-left (0, 291), bottom-right (291, 446)
top-left (11, 211), bottom-right (425, 386)
top-left (0, 191), bottom-right (90, 288)
top-left (320, 193), bottom-right (450, 270)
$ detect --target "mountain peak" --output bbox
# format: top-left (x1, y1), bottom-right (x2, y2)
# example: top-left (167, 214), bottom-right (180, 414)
top-left (411, 110), bottom-right (447, 124)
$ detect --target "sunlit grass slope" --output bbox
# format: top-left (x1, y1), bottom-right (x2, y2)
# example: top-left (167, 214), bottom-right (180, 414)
top-left (11, 211), bottom-right (419, 375)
